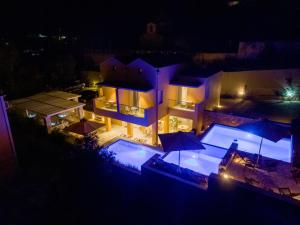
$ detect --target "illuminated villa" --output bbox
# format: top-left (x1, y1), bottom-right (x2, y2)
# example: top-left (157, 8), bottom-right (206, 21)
top-left (93, 56), bottom-right (222, 145)
top-left (89, 56), bottom-right (300, 204)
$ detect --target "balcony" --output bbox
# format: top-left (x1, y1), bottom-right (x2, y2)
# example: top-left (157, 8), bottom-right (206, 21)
top-left (94, 97), bottom-right (117, 112)
top-left (93, 98), bottom-right (156, 126)
top-left (168, 99), bottom-right (197, 112)
top-left (119, 104), bottom-right (145, 118)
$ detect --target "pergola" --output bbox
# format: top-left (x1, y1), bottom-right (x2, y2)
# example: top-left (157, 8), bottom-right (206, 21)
top-left (11, 91), bottom-right (85, 132)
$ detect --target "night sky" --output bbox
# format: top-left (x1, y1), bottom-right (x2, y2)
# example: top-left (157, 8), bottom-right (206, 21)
top-left (0, 0), bottom-right (299, 39)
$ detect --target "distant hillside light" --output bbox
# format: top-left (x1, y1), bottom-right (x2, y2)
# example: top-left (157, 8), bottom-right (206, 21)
top-left (228, 0), bottom-right (239, 7)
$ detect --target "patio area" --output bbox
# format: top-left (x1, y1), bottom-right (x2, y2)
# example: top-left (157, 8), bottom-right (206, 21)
top-left (224, 152), bottom-right (300, 201)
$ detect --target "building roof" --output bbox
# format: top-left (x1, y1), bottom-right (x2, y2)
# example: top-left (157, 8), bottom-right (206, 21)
top-left (42, 91), bottom-right (81, 100)
top-left (169, 77), bottom-right (202, 88)
top-left (98, 80), bottom-right (153, 92)
top-left (11, 92), bottom-right (85, 117)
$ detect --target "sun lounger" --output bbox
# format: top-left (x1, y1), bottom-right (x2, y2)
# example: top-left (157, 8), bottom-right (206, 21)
top-left (245, 176), bottom-right (260, 186)
top-left (291, 168), bottom-right (300, 184)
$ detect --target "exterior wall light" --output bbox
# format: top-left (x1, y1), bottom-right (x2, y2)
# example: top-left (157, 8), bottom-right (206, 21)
top-left (223, 173), bottom-right (229, 179)
top-left (238, 90), bottom-right (245, 97)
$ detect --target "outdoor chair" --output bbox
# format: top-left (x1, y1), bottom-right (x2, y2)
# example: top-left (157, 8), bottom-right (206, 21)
top-left (245, 176), bottom-right (260, 186)
top-left (245, 160), bottom-right (255, 169)
top-left (278, 187), bottom-right (292, 197)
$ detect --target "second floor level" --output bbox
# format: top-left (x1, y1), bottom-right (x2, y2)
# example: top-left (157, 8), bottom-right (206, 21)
top-left (92, 56), bottom-right (222, 123)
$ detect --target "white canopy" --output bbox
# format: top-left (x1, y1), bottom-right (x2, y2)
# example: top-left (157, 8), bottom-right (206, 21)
top-left (11, 91), bottom-right (85, 117)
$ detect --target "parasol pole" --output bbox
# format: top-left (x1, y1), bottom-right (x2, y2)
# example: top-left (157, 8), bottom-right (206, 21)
top-left (177, 150), bottom-right (181, 173)
top-left (256, 137), bottom-right (263, 167)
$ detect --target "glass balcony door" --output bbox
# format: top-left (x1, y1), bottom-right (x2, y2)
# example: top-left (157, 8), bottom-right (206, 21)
top-left (178, 87), bottom-right (188, 102)
top-left (129, 91), bottom-right (139, 107)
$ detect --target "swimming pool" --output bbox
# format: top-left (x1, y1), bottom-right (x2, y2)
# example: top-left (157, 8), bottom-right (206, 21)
top-left (201, 124), bottom-right (292, 162)
top-left (105, 139), bottom-right (162, 171)
top-left (162, 144), bottom-right (227, 176)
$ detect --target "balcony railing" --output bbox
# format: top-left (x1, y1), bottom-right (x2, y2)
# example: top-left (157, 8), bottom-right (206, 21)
top-left (94, 98), bottom-right (156, 126)
top-left (119, 104), bottom-right (145, 118)
top-left (94, 98), bottom-right (117, 112)
top-left (168, 99), bottom-right (196, 112)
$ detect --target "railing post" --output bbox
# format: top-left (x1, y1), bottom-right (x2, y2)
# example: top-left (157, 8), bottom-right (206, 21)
top-left (116, 88), bottom-right (120, 112)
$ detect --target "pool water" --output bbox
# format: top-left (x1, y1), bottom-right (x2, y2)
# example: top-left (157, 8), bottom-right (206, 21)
top-left (162, 144), bottom-right (227, 176)
top-left (201, 124), bottom-right (292, 162)
top-left (106, 139), bottom-right (162, 171)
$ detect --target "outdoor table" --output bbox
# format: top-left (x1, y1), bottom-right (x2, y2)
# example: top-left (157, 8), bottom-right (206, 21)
top-left (130, 106), bottom-right (138, 114)
top-left (178, 124), bottom-right (189, 131)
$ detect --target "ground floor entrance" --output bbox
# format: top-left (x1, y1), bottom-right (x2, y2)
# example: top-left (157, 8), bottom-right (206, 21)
top-left (96, 118), bottom-right (155, 146)
top-left (95, 114), bottom-right (194, 146)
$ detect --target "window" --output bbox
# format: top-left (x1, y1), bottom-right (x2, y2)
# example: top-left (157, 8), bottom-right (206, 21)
top-left (138, 68), bottom-right (143, 73)
top-left (158, 90), bottom-right (163, 104)
top-left (112, 65), bottom-right (117, 71)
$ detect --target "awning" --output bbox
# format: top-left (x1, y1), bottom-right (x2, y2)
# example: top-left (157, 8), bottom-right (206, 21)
top-left (65, 119), bottom-right (105, 136)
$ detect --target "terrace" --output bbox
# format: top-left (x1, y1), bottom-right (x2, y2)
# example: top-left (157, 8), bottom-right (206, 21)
top-left (167, 85), bottom-right (204, 113)
top-left (200, 123), bottom-right (300, 200)
top-left (101, 123), bottom-right (300, 202)
top-left (168, 99), bottom-right (197, 112)
top-left (94, 97), bottom-right (117, 112)
top-left (225, 152), bottom-right (300, 200)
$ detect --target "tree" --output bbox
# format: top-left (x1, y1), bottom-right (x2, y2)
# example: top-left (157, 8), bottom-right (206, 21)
top-left (75, 134), bottom-right (99, 151)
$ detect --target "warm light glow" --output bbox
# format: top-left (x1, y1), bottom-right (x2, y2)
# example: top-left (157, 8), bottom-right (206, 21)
top-left (223, 173), bottom-right (229, 179)
top-left (233, 157), bottom-right (240, 163)
top-left (238, 90), bottom-right (245, 97)
top-left (217, 104), bottom-right (223, 109)
top-left (228, 0), bottom-right (239, 7)
top-left (58, 113), bottom-right (67, 118)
